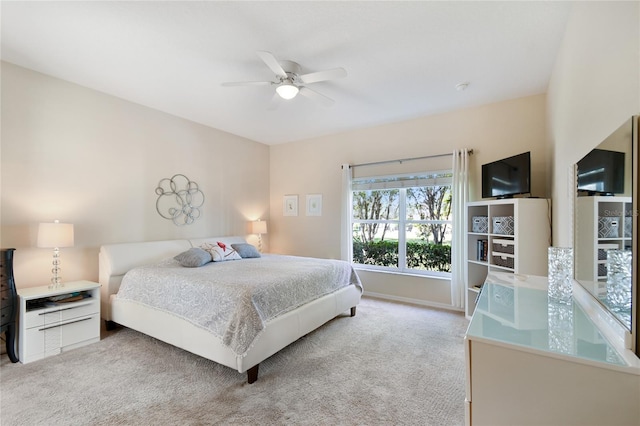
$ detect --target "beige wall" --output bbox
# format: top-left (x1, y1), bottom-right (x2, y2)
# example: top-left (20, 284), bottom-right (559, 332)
top-left (269, 94), bottom-right (549, 306)
top-left (547, 1), bottom-right (640, 247)
top-left (0, 62), bottom-right (270, 288)
top-left (4, 1), bottom-right (636, 307)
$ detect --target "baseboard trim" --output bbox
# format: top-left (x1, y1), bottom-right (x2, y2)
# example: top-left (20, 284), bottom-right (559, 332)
top-left (363, 291), bottom-right (464, 313)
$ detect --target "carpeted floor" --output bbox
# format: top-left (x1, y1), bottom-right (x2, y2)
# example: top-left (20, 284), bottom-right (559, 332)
top-left (0, 297), bottom-right (469, 425)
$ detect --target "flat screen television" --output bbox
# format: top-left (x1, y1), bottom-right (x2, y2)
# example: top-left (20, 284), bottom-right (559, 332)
top-left (576, 148), bottom-right (625, 195)
top-left (482, 152), bottom-right (531, 199)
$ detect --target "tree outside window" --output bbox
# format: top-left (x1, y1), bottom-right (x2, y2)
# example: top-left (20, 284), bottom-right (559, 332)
top-left (351, 172), bottom-right (452, 275)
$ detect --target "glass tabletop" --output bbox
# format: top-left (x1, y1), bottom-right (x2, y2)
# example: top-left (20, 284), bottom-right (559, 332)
top-left (466, 273), bottom-right (626, 367)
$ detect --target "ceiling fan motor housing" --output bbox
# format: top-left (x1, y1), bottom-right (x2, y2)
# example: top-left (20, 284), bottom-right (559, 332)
top-left (278, 60), bottom-right (303, 86)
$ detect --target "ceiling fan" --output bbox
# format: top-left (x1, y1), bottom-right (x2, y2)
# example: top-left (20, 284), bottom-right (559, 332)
top-left (222, 51), bottom-right (347, 107)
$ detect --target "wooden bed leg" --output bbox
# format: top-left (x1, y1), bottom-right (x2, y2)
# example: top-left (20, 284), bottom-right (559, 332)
top-left (350, 306), bottom-right (356, 317)
top-left (105, 320), bottom-right (117, 331)
top-left (247, 364), bottom-right (259, 384)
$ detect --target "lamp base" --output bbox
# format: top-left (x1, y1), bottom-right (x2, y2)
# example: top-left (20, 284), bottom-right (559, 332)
top-left (48, 247), bottom-right (63, 289)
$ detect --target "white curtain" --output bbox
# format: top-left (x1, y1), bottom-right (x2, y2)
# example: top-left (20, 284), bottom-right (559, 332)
top-left (340, 164), bottom-right (353, 261)
top-left (451, 149), bottom-right (470, 309)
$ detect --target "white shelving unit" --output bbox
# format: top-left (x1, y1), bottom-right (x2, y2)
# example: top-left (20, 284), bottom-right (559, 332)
top-left (575, 196), bottom-right (632, 296)
top-left (465, 198), bottom-right (551, 318)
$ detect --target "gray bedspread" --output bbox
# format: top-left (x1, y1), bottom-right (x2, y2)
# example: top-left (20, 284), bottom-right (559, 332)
top-left (116, 254), bottom-right (362, 357)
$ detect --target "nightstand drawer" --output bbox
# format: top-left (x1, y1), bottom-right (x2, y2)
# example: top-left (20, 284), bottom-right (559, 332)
top-left (1, 306), bottom-right (12, 324)
top-left (23, 300), bottom-right (98, 329)
top-left (22, 314), bottom-right (99, 362)
top-left (1, 289), bottom-right (11, 307)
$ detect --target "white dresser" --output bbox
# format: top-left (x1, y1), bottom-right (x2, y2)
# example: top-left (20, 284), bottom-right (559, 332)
top-left (465, 272), bottom-right (640, 426)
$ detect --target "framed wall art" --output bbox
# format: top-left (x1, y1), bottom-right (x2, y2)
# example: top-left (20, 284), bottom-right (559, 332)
top-left (306, 194), bottom-right (322, 216)
top-left (283, 195), bottom-right (298, 216)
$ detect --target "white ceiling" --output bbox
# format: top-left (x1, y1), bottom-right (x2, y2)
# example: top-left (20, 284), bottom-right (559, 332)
top-left (1, 1), bottom-right (572, 145)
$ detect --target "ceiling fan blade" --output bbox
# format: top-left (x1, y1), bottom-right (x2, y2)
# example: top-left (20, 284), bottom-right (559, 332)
top-left (257, 51), bottom-right (287, 78)
top-left (267, 93), bottom-right (281, 111)
top-left (300, 67), bottom-right (347, 84)
top-left (221, 81), bottom-right (272, 87)
top-left (299, 87), bottom-right (335, 107)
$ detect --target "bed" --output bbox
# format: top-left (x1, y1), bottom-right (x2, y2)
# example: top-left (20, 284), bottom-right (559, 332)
top-left (98, 236), bottom-right (362, 383)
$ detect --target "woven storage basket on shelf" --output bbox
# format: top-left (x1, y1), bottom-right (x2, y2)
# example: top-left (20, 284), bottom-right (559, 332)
top-left (492, 239), bottom-right (515, 255)
top-left (492, 254), bottom-right (514, 269)
top-left (598, 217), bottom-right (620, 238)
top-left (472, 216), bottom-right (488, 233)
top-left (492, 216), bottom-right (514, 235)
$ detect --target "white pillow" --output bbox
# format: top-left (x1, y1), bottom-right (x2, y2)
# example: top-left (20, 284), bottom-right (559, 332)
top-left (200, 242), bottom-right (242, 262)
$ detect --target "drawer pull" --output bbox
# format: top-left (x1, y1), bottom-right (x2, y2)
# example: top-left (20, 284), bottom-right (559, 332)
top-left (39, 306), bottom-right (75, 315)
top-left (39, 316), bottom-right (92, 331)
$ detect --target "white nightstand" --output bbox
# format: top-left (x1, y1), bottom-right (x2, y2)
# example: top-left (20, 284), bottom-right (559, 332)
top-left (18, 280), bottom-right (100, 364)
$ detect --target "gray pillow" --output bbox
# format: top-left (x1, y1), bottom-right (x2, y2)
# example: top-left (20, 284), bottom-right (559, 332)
top-left (231, 243), bottom-right (261, 259)
top-left (173, 248), bottom-right (212, 267)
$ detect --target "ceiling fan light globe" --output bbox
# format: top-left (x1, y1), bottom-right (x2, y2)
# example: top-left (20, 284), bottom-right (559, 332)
top-left (276, 84), bottom-right (299, 100)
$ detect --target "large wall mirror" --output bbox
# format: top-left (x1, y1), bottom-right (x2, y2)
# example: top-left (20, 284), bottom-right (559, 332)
top-left (574, 115), bottom-right (639, 356)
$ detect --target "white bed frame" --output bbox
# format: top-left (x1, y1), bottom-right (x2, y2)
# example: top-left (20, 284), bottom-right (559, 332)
top-left (98, 236), bottom-right (362, 383)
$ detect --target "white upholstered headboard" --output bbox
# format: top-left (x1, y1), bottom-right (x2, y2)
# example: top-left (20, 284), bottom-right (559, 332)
top-left (98, 236), bottom-right (247, 321)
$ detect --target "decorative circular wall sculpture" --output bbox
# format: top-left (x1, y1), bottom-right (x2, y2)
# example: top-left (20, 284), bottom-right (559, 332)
top-left (155, 174), bottom-right (204, 226)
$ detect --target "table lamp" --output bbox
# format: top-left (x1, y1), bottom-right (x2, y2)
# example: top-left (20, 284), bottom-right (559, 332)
top-left (38, 220), bottom-right (74, 288)
top-left (250, 220), bottom-right (267, 252)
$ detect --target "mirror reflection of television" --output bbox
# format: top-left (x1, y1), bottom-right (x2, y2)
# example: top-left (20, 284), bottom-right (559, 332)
top-left (576, 149), bottom-right (625, 195)
top-left (482, 152), bottom-right (531, 199)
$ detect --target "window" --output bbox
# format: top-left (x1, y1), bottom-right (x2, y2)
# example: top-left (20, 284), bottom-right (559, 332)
top-left (351, 171), bottom-right (452, 277)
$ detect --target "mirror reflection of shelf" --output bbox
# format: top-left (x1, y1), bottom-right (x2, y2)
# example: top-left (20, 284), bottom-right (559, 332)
top-left (574, 115), bottom-right (640, 359)
top-left (575, 196), bottom-right (633, 332)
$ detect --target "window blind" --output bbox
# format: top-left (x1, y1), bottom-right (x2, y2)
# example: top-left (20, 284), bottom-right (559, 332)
top-left (352, 170), bottom-right (452, 191)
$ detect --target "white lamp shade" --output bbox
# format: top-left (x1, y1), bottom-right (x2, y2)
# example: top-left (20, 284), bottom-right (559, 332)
top-left (251, 220), bottom-right (267, 235)
top-left (37, 221), bottom-right (74, 248)
top-left (276, 84), bottom-right (299, 100)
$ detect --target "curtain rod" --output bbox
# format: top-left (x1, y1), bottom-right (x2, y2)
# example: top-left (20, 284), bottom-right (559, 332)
top-left (350, 149), bottom-right (473, 169)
